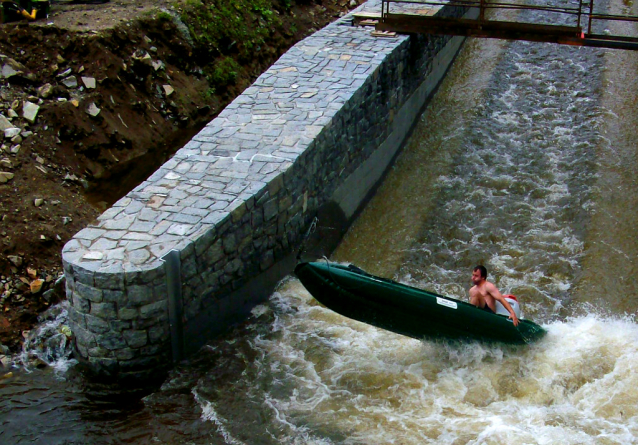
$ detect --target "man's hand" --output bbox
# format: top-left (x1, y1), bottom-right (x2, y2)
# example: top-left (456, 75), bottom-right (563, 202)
top-left (509, 314), bottom-right (520, 327)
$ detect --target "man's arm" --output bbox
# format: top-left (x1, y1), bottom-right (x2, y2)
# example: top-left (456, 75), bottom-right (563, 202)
top-left (486, 283), bottom-right (520, 327)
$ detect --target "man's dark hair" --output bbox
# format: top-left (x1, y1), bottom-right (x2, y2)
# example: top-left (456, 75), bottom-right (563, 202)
top-left (473, 265), bottom-right (487, 279)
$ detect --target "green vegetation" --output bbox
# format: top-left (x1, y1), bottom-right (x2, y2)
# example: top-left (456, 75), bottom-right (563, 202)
top-left (209, 57), bottom-right (240, 88)
top-left (156, 10), bottom-right (173, 21)
top-left (181, 0), bottom-right (283, 61)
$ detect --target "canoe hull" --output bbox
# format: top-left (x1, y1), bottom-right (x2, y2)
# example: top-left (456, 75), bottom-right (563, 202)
top-left (294, 262), bottom-right (547, 345)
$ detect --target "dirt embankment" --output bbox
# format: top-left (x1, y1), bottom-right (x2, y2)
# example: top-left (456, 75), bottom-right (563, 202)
top-left (0, 0), bottom-right (362, 352)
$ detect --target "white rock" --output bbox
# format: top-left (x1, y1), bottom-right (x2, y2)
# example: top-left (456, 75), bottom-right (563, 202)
top-left (7, 109), bottom-right (17, 119)
top-left (7, 255), bottom-right (22, 267)
top-left (81, 76), bottom-right (96, 89)
top-left (57, 68), bottom-right (72, 78)
top-left (4, 128), bottom-right (20, 139)
top-left (37, 83), bottom-right (53, 99)
top-left (82, 251), bottom-right (104, 261)
top-left (0, 172), bottom-right (14, 183)
top-left (1, 64), bottom-right (19, 79)
top-left (152, 60), bottom-right (165, 71)
top-left (0, 115), bottom-right (12, 131)
top-left (86, 103), bottom-right (101, 117)
top-left (22, 101), bottom-right (39, 123)
top-left (34, 198), bottom-right (44, 207)
top-left (163, 85), bottom-right (174, 96)
top-left (62, 76), bottom-right (78, 89)
top-left (0, 355), bottom-right (11, 368)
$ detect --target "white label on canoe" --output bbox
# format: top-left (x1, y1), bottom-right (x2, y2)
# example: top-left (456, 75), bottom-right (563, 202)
top-left (437, 297), bottom-right (458, 309)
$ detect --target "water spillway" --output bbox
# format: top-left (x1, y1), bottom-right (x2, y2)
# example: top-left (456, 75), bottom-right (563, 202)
top-left (3, 0), bottom-right (638, 442)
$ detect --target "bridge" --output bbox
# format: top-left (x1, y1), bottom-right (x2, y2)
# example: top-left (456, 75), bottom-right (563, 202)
top-left (358, 0), bottom-right (638, 50)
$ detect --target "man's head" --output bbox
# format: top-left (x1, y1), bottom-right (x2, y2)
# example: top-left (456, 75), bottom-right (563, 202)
top-left (471, 265), bottom-right (487, 285)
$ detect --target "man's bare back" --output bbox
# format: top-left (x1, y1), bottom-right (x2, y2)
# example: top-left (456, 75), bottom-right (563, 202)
top-left (469, 266), bottom-right (520, 326)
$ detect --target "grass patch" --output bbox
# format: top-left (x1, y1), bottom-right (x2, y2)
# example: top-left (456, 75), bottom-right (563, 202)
top-left (181, 0), bottom-right (283, 61)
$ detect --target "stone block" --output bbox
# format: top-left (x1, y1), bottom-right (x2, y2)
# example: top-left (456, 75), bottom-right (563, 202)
top-left (140, 343), bottom-right (164, 356)
top-left (222, 233), bottom-right (237, 254)
top-left (224, 258), bottom-right (243, 275)
top-left (127, 285), bottom-right (156, 306)
top-left (90, 302), bottom-right (117, 319)
top-left (75, 281), bottom-right (103, 303)
top-left (67, 307), bottom-right (87, 329)
top-left (118, 307), bottom-right (139, 320)
top-left (123, 330), bottom-right (148, 349)
top-left (85, 314), bottom-right (111, 334)
top-left (194, 228), bottom-right (217, 257)
top-left (109, 319), bottom-right (132, 332)
top-left (94, 270), bottom-right (125, 290)
top-left (139, 300), bottom-right (168, 319)
top-left (260, 250), bottom-right (275, 271)
top-left (115, 348), bottom-right (139, 361)
top-left (88, 356), bottom-right (119, 377)
top-left (73, 266), bottom-right (95, 286)
top-left (203, 239), bottom-right (224, 265)
top-left (263, 198), bottom-right (278, 221)
top-left (72, 292), bottom-right (90, 314)
top-left (181, 258), bottom-right (198, 281)
top-left (102, 289), bottom-right (126, 304)
top-left (148, 324), bottom-right (170, 343)
top-left (88, 346), bottom-right (111, 358)
top-left (73, 324), bottom-right (97, 349)
top-left (98, 333), bottom-right (128, 351)
top-left (153, 283), bottom-right (168, 300)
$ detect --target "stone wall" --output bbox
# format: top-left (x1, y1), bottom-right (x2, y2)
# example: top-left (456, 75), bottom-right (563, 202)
top-left (63, 1), bottom-right (474, 382)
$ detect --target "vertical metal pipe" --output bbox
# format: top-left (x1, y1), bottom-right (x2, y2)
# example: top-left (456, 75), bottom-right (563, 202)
top-left (588, 0), bottom-right (594, 35)
top-left (577, 0), bottom-right (583, 29)
top-left (163, 250), bottom-right (184, 364)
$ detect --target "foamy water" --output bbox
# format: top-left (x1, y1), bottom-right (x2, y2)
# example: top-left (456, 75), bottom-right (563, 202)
top-left (189, 280), bottom-right (638, 444)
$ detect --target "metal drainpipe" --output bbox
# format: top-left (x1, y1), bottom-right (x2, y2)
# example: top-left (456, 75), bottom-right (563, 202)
top-left (162, 250), bottom-right (184, 364)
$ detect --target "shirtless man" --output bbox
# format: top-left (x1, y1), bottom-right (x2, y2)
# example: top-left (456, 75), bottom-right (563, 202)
top-left (469, 265), bottom-right (520, 327)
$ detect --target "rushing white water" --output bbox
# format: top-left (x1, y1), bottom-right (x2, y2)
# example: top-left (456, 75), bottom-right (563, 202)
top-left (13, 301), bottom-right (77, 374)
top-left (189, 280), bottom-right (638, 444)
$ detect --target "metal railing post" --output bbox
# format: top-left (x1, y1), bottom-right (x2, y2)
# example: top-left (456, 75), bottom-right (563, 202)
top-left (162, 250), bottom-right (184, 364)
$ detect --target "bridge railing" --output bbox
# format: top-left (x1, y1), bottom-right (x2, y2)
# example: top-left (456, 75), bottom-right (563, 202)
top-left (379, 0), bottom-right (638, 50)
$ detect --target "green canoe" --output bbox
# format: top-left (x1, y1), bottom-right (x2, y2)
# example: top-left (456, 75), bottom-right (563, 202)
top-left (294, 261), bottom-right (547, 345)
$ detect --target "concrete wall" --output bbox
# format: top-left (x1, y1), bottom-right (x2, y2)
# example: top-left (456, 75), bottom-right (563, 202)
top-left (63, 1), bottom-right (473, 383)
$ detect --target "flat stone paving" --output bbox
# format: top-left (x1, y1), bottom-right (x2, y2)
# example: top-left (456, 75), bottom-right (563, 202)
top-left (62, 0), bottom-right (444, 275)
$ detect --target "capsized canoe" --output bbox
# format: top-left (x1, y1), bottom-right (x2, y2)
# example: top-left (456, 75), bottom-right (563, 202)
top-left (294, 261), bottom-right (547, 345)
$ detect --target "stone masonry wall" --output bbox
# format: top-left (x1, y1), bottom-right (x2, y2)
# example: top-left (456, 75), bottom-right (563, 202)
top-left (63, 1), bottom-right (473, 382)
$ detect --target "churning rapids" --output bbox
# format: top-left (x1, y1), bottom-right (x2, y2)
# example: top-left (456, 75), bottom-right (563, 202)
top-left (4, 3), bottom-right (638, 444)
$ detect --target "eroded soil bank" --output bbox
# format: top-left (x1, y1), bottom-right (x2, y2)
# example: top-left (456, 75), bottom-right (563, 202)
top-left (0, 0), bottom-right (363, 352)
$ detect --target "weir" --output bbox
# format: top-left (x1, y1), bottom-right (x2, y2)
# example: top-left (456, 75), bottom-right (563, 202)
top-left (62, 0), bottom-right (477, 382)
